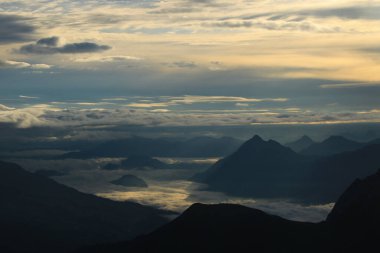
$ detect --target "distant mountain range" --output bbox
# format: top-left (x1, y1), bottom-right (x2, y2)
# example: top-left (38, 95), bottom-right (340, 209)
top-left (193, 135), bottom-right (312, 199)
top-left (285, 135), bottom-right (315, 152)
top-left (59, 136), bottom-right (242, 159)
top-left (195, 135), bottom-right (380, 203)
top-left (81, 170), bottom-right (380, 253)
top-left (300, 135), bottom-right (366, 156)
top-left (3, 135), bottom-right (380, 253)
top-left (111, 174), bottom-right (148, 188)
top-left (120, 155), bottom-right (169, 169)
top-left (103, 155), bottom-right (209, 171)
top-left (0, 161), bottom-right (169, 253)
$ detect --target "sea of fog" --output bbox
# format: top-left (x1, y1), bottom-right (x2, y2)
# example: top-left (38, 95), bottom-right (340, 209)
top-left (12, 157), bottom-right (333, 222)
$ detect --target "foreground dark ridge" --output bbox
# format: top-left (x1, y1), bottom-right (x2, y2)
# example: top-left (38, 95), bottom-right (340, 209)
top-left (0, 161), bottom-right (169, 253)
top-left (82, 170), bottom-right (380, 253)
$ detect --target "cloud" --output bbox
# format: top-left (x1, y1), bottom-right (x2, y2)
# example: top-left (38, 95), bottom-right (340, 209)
top-left (75, 55), bottom-right (142, 63)
top-left (240, 5), bottom-right (380, 21)
top-left (18, 37), bottom-right (111, 54)
top-left (127, 102), bottom-right (170, 108)
top-left (320, 82), bottom-right (380, 89)
top-left (19, 95), bottom-right (39, 99)
top-left (167, 95), bottom-right (288, 104)
top-left (101, 97), bottom-right (128, 101)
top-left (0, 104), bottom-right (15, 111)
top-left (37, 36), bottom-right (59, 46)
top-left (0, 104), bottom-right (54, 128)
top-left (356, 109), bottom-right (380, 115)
top-left (0, 14), bottom-right (35, 44)
top-left (126, 96), bottom-right (288, 108)
top-left (0, 60), bottom-right (51, 69)
top-left (2, 97), bottom-right (379, 130)
top-left (236, 103), bottom-right (249, 107)
top-left (303, 6), bottom-right (380, 20)
top-left (205, 20), bottom-right (341, 33)
top-left (164, 61), bottom-right (198, 69)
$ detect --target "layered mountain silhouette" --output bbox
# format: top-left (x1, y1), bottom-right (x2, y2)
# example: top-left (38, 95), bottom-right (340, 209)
top-left (104, 155), bottom-right (209, 171)
top-left (195, 135), bottom-right (380, 203)
top-left (300, 135), bottom-right (365, 156)
top-left (324, 169), bottom-right (380, 252)
top-left (111, 174), bottom-right (148, 188)
top-left (285, 135), bottom-right (315, 152)
top-left (299, 144), bottom-right (380, 203)
top-left (60, 136), bottom-right (242, 159)
top-left (194, 135), bottom-right (314, 199)
top-left (86, 203), bottom-right (325, 253)
top-left (0, 161), bottom-right (168, 253)
top-left (120, 155), bottom-right (169, 170)
top-left (83, 170), bottom-right (380, 253)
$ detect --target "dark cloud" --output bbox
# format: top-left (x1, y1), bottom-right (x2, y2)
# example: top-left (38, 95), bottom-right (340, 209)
top-left (18, 37), bottom-right (111, 54)
top-left (211, 21), bottom-right (253, 28)
top-left (59, 42), bottom-right (111, 53)
top-left (87, 14), bottom-right (129, 24)
top-left (205, 21), bottom-right (331, 32)
top-left (149, 7), bottom-right (200, 14)
top-left (0, 14), bottom-right (35, 44)
top-left (361, 47), bottom-right (380, 53)
top-left (37, 36), bottom-right (59, 46)
top-left (163, 61), bottom-right (197, 68)
top-left (233, 6), bottom-right (380, 22)
top-left (305, 6), bottom-right (380, 20)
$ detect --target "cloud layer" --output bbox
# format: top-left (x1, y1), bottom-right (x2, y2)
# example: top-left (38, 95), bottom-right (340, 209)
top-left (19, 37), bottom-right (111, 54)
top-left (0, 14), bottom-right (35, 44)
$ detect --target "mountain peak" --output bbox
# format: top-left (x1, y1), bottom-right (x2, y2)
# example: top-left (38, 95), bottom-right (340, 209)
top-left (180, 203), bottom-right (268, 222)
top-left (324, 135), bottom-right (352, 143)
top-left (249, 135), bottom-right (264, 142)
top-left (300, 135), bottom-right (363, 156)
top-left (240, 135), bottom-right (291, 152)
top-left (285, 135), bottom-right (315, 152)
top-left (300, 135), bottom-right (313, 142)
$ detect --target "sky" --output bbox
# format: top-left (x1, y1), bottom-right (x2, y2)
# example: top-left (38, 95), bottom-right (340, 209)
top-left (1, 0), bottom-right (380, 140)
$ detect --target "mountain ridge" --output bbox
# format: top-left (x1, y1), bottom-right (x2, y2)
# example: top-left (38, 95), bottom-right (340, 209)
top-left (196, 135), bottom-right (380, 203)
top-left (300, 135), bottom-right (365, 156)
top-left (0, 160), bottom-right (168, 253)
top-left (285, 135), bottom-right (315, 152)
top-left (81, 170), bottom-right (380, 253)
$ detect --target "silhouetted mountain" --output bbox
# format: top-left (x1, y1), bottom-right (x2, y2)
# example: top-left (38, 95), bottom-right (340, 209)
top-left (59, 136), bottom-right (242, 159)
top-left (81, 170), bottom-right (380, 253)
top-left (103, 157), bottom-right (209, 171)
top-left (120, 155), bottom-right (169, 169)
top-left (111, 174), bottom-right (148, 188)
top-left (299, 144), bottom-right (380, 203)
top-left (285, 135), bottom-right (315, 152)
top-left (34, 169), bottom-right (66, 177)
top-left (300, 135), bottom-right (364, 156)
top-left (194, 135), bottom-right (313, 198)
top-left (0, 161), bottom-right (168, 253)
top-left (196, 135), bottom-right (380, 203)
top-left (324, 169), bottom-right (380, 252)
top-left (84, 203), bottom-right (326, 253)
top-left (327, 169), bottom-right (380, 225)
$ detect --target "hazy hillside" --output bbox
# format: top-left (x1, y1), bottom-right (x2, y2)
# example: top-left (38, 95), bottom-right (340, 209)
top-left (81, 170), bottom-right (380, 253)
top-left (0, 161), bottom-right (169, 253)
top-left (196, 135), bottom-right (380, 203)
